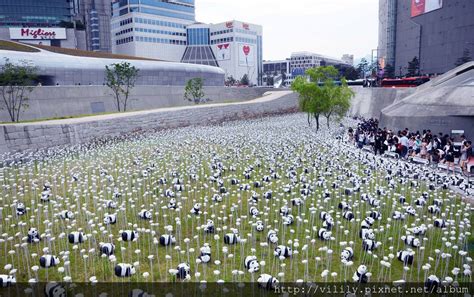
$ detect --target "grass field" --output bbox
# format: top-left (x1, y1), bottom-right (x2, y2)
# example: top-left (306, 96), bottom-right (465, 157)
top-left (0, 114), bottom-right (472, 285)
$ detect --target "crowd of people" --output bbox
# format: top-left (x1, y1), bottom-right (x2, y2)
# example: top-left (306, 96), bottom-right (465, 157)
top-left (348, 118), bottom-right (473, 175)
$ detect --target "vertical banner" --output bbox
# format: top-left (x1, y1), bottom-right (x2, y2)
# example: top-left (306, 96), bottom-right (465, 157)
top-left (411, 0), bottom-right (442, 17)
top-left (238, 44), bottom-right (255, 67)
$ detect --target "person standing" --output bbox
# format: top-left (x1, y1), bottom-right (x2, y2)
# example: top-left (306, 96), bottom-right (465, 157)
top-left (400, 132), bottom-right (409, 158)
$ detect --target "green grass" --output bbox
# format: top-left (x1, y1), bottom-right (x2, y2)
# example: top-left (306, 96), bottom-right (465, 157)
top-left (0, 40), bottom-right (40, 53)
top-left (0, 115), bottom-right (472, 284)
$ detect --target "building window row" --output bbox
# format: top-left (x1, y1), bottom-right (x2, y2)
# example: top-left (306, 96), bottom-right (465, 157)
top-left (134, 17), bottom-right (186, 29)
top-left (234, 28), bottom-right (257, 35)
top-left (116, 36), bottom-right (134, 45)
top-left (134, 27), bottom-right (186, 36)
top-left (210, 37), bottom-right (233, 45)
top-left (211, 29), bottom-right (233, 36)
top-left (235, 37), bottom-right (256, 44)
top-left (136, 35), bottom-right (186, 45)
top-left (119, 18), bottom-right (133, 27)
top-left (116, 27), bottom-right (133, 36)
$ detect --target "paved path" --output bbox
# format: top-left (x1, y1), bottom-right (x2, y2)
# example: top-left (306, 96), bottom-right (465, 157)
top-left (8, 91), bottom-right (293, 127)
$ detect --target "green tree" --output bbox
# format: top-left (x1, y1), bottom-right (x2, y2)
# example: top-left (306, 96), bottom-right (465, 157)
top-left (105, 62), bottom-right (139, 112)
top-left (322, 77), bottom-right (354, 128)
top-left (343, 66), bottom-right (359, 80)
top-left (407, 56), bottom-right (420, 77)
top-left (455, 48), bottom-right (472, 67)
top-left (356, 58), bottom-right (369, 78)
top-left (0, 58), bottom-right (38, 122)
top-left (184, 77), bottom-right (208, 104)
top-left (240, 74), bottom-right (250, 86)
top-left (383, 63), bottom-right (395, 78)
top-left (225, 76), bottom-right (236, 86)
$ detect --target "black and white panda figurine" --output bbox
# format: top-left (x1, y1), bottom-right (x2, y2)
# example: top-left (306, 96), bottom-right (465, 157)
top-left (16, 202), bottom-right (27, 216)
top-left (27, 227), bottom-right (41, 243)
top-left (176, 263), bottom-right (191, 280)
top-left (244, 255), bottom-right (260, 273)
top-left (0, 275), bottom-right (16, 287)
top-left (198, 243), bottom-right (211, 264)
top-left (415, 197), bottom-right (426, 206)
top-left (44, 282), bottom-right (65, 297)
top-left (318, 228), bottom-right (331, 241)
top-left (319, 211), bottom-right (331, 221)
top-left (368, 197), bottom-right (380, 207)
top-left (360, 228), bottom-right (375, 240)
top-left (40, 255), bottom-right (60, 268)
top-left (405, 206), bottom-right (416, 216)
top-left (224, 230), bottom-right (241, 245)
top-left (397, 250), bottom-right (415, 265)
top-left (434, 218), bottom-right (446, 228)
top-left (138, 209), bottom-right (152, 220)
top-left (338, 202), bottom-right (351, 211)
top-left (424, 275), bottom-right (440, 293)
top-left (159, 234), bottom-right (176, 246)
top-left (341, 247), bottom-right (354, 262)
top-left (212, 194), bottom-right (223, 203)
top-left (257, 274), bottom-right (279, 290)
top-left (249, 206), bottom-right (260, 217)
top-left (174, 184), bottom-right (185, 192)
top-left (114, 263), bottom-right (136, 277)
top-left (322, 217), bottom-right (334, 230)
top-left (361, 217), bottom-right (375, 229)
top-left (279, 206), bottom-right (290, 216)
top-left (59, 210), bottom-right (74, 220)
top-left (68, 231), bottom-right (86, 244)
top-left (369, 211), bottom-right (382, 220)
top-left (99, 243), bottom-right (115, 256)
top-left (280, 213), bottom-right (293, 225)
top-left (263, 191), bottom-right (272, 199)
top-left (274, 245), bottom-right (292, 258)
top-left (105, 200), bottom-right (117, 209)
top-left (412, 225), bottom-right (427, 236)
top-left (362, 239), bottom-right (378, 251)
top-left (392, 211), bottom-right (405, 220)
top-left (231, 178), bottom-right (240, 185)
top-left (165, 189), bottom-right (175, 198)
top-left (41, 190), bottom-right (51, 202)
top-left (352, 265), bottom-right (369, 283)
top-left (122, 230), bottom-right (138, 242)
top-left (159, 177), bottom-right (167, 185)
top-left (401, 235), bottom-right (420, 248)
top-left (428, 205), bottom-right (440, 214)
top-left (167, 198), bottom-right (178, 210)
top-left (291, 198), bottom-right (303, 206)
top-left (342, 210), bottom-right (355, 221)
top-left (203, 220), bottom-right (215, 233)
top-left (104, 214), bottom-right (117, 225)
top-left (255, 220), bottom-right (264, 232)
top-left (267, 230), bottom-right (278, 244)
top-left (190, 203), bottom-right (201, 215)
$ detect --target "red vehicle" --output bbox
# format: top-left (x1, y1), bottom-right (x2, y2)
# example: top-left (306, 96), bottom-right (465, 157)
top-left (381, 76), bottom-right (430, 88)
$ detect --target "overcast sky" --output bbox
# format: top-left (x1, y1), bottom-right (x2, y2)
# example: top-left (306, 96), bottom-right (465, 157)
top-left (196, 0), bottom-right (378, 63)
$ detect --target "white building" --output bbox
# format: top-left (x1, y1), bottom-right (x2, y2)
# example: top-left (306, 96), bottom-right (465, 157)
top-left (110, 1), bottom-right (263, 85)
top-left (341, 54), bottom-right (355, 66)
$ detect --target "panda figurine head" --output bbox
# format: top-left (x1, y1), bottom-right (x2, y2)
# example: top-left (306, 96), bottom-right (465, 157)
top-left (244, 255), bottom-right (260, 273)
top-left (257, 274), bottom-right (279, 290)
top-left (255, 221), bottom-right (264, 232)
top-left (267, 230), bottom-right (278, 244)
top-left (27, 227), bottom-right (40, 243)
top-left (341, 247), bottom-right (354, 262)
top-left (353, 265), bottom-right (368, 283)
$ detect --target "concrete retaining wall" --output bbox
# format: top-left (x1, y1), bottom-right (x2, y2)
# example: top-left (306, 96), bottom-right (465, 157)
top-left (0, 86), bottom-right (275, 122)
top-left (349, 87), bottom-right (415, 119)
top-left (0, 91), bottom-right (298, 154)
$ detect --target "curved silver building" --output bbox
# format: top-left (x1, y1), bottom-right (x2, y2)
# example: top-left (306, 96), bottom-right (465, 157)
top-left (0, 43), bottom-right (225, 86)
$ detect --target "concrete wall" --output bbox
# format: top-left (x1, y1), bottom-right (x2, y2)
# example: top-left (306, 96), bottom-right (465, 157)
top-left (1, 86), bottom-right (276, 122)
top-left (0, 91), bottom-right (298, 154)
top-left (348, 87), bottom-right (415, 119)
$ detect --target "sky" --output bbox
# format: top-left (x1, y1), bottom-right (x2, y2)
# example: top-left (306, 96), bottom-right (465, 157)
top-left (196, 0), bottom-right (378, 63)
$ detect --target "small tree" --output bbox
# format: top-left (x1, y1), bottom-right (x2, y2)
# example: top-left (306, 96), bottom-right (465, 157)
top-left (356, 58), bottom-right (369, 78)
top-left (225, 76), bottom-right (236, 86)
top-left (407, 56), bottom-right (420, 77)
top-left (240, 74), bottom-right (250, 86)
top-left (322, 78), bottom-right (354, 128)
top-left (0, 58), bottom-right (38, 122)
top-left (383, 63), bottom-right (395, 78)
top-left (343, 66), bottom-right (359, 80)
top-left (455, 48), bottom-right (472, 67)
top-left (105, 62), bottom-right (139, 112)
top-left (184, 77), bottom-right (208, 104)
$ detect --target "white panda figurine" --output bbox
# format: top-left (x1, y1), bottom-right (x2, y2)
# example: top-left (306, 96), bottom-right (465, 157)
top-left (244, 255), bottom-right (260, 273)
top-left (255, 221), bottom-right (264, 232)
top-left (176, 263), bottom-right (191, 280)
top-left (105, 200), bottom-right (117, 209)
top-left (405, 206), bottom-right (416, 216)
top-left (257, 274), bottom-right (279, 290)
top-left (249, 206), bottom-right (260, 217)
top-left (401, 235), bottom-right (420, 248)
top-left (138, 209), bottom-right (152, 220)
top-left (267, 230), bottom-right (278, 244)
top-left (397, 250), bottom-right (415, 266)
top-left (323, 217), bottom-right (334, 230)
top-left (159, 234), bottom-right (176, 246)
top-left (362, 239), bottom-right (379, 251)
top-left (428, 205), bottom-right (440, 214)
top-left (291, 198), bottom-right (303, 206)
top-left (224, 230), bottom-right (241, 245)
top-left (369, 210), bottom-right (382, 220)
top-left (190, 203), bottom-right (201, 215)
top-left (114, 263), bottom-right (136, 277)
top-left (104, 214), bottom-right (117, 225)
top-left (168, 198), bottom-right (178, 209)
top-left (40, 255), bottom-right (60, 268)
top-left (27, 227), bottom-right (41, 243)
top-left (425, 275), bottom-right (440, 293)
top-left (274, 245), bottom-right (292, 258)
top-left (282, 215), bottom-right (294, 226)
top-left (59, 210), bottom-right (74, 220)
top-left (263, 191), bottom-right (272, 199)
top-left (434, 218), bottom-right (446, 228)
top-left (212, 194), bottom-right (223, 203)
top-left (198, 243), bottom-right (211, 264)
top-left (165, 189), bottom-right (175, 198)
top-left (392, 211), bottom-right (405, 220)
top-left (0, 274), bottom-right (16, 287)
top-left (341, 247), bottom-right (354, 262)
top-left (352, 265), bottom-right (369, 283)
top-left (412, 225), bottom-right (427, 236)
top-left (68, 231), bottom-right (86, 244)
top-left (317, 228), bottom-right (331, 241)
top-left (360, 228), bottom-right (375, 240)
top-left (360, 217), bottom-right (375, 229)
top-left (99, 243), bottom-right (115, 256)
top-left (41, 190), bottom-right (51, 202)
top-left (16, 202), bottom-right (27, 216)
top-left (279, 206), bottom-right (290, 216)
top-left (342, 210), bottom-right (355, 221)
top-left (203, 220), bottom-right (215, 233)
top-left (122, 230), bottom-right (138, 242)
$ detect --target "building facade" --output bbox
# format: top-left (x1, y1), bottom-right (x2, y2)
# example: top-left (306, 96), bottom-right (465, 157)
top-left (263, 60), bottom-right (291, 87)
top-left (290, 51), bottom-right (348, 77)
top-left (74, 0), bottom-right (113, 52)
top-left (0, 0), bottom-right (87, 49)
top-left (378, 0), bottom-right (474, 76)
top-left (341, 54), bottom-right (355, 66)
